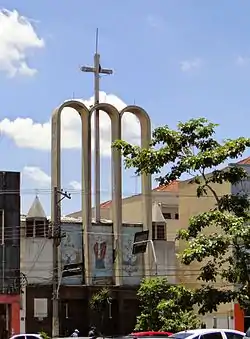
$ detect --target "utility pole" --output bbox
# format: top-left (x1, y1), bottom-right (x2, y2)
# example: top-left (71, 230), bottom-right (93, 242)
top-left (80, 28), bottom-right (113, 222)
top-left (52, 187), bottom-right (71, 338)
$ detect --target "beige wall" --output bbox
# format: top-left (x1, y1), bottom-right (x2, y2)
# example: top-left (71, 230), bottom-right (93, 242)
top-left (178, 179), bottom-right (231, 287)
top-left (177, 179), bottom-right (233, 318)
top-left (88, 191), bottom-right (179, 223)
top-left (152, 241), bottom-right (176, 284)
top-left (20, 219), bottom-right (53, 284)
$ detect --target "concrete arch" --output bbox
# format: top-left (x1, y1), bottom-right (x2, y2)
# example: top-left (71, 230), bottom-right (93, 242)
top-left (120, 105), bottom-right (152, 276)
top-left (51, 100), bottom-right (92, 283)
top-left (119, 105), bottom-right (152, 229)
top-left (51, 101), bottom-right (152, 284)
top-left (89, 103), bottom-right (122, 285)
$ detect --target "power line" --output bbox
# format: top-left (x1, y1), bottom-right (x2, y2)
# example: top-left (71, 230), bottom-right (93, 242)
top-left (0, 188), bottom-right (242, 199)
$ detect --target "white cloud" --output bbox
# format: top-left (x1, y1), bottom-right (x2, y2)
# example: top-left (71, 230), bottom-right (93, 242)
top-left (236, 55), bottom-right (250, 66)
top-left (180, 58), bottom-right (201, 72)
top-left (0, 8), bottom-right (44, 77)
top-left (0, 91), bottom-right (141, 157)
top-left (69, 180), bottom-right (81, 190)
top-left (23, 166), bottom-right (51, 188)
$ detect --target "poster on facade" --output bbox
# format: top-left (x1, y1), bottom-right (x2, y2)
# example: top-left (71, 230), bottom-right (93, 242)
top-left (60, 223), bottom-right (83, 285)
top-left (122, 225), bottom-right (143, 285)
top-left (88, 225), bottom-right (113, 285)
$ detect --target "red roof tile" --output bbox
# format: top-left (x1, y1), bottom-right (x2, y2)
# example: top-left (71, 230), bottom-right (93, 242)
top-left (153, 181), bottom-right (179, 192)
top-left (237, 156), bottom-right (250, 165)
top-left (100, 200), bottom-right (112, 208)
top-left (99, 181), bottom-right (178, 209)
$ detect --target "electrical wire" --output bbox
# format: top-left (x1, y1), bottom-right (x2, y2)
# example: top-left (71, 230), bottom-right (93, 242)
top-left (0, 188), bottom-right (240, 199)
top-left (0, 187), bottom-right (242, 287)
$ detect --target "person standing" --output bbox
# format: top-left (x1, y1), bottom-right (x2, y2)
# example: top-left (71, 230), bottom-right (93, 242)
top-left (71, 329), bottom-right (80, 337)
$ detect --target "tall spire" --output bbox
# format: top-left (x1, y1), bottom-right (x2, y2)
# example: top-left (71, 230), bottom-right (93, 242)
top-left (27, 196), bottom-right (46, 219)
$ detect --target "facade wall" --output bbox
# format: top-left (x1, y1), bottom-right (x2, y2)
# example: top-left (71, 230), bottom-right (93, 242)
top-left (25, 285), bottom-right (52, 335)
top-left (165, 219), bottom-right (180, 242)
top-left (60, 222), bottom-right (83, 285)
top-left (21, 236), bottom-right (53, 284)
top-left (152, 241), bottom-right (176, 284)
top-left (178, 178), bottom-right (235, 326)
top-left (178, 179), bottom-right (231, 287)
top-left (25, 285), bottom-right (138, 336)
top-left (22, 187), bottom-right (180, 334)
top-left (91, 192), bottom-right (179, 224)
top-left (0, 171), bottom-right (20, 293)
top-left (0, 172), bottom-right (21, 336)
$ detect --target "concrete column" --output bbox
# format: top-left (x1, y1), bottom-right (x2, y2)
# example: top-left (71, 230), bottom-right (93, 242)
top-left (90, 103), bottom-right (122, 285)
top-left (20, 287), bottom-right (26, 333)
top-left (120, 106), bottom-right (152, 277)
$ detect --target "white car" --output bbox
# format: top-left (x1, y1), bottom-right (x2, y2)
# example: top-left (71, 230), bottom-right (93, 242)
top-left (10, 335), bottom-right (42, 339)
top-left (169, 329), bottom-right (246, 339)
top-left (10, 335), bottom-right (88, 339)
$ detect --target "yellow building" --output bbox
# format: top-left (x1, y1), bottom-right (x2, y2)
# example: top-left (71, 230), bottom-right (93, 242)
top-left (68, 156), bottom-right (250, 330)
top-left (68, 181), bottom-right (179, 242)
top-left (177, 156), bottom-right (250, 330)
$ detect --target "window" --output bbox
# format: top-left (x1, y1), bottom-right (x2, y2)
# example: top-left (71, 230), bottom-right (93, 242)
top-left (225, 332), bottom-right (244, 339)
top-left (156, 224), bottom-right (166, 240)
top-left (26, 219), bottom-right (34, 237)
top-left (175, 213), bottom-right (179, 220)
top-left (169, 334), bottom-right (196, 339)
top-left (35, 220), bottom-right (45, 237)
top-left (201, 333), bottom-right (223, 339)
top-left (26, 218), bottom-right (48, 238)
top-left (163, 213), bottom-right (171, 219)
top-left (152, 223), bottom-right (166, 240)
top-left (15, 336), bottom-right (26, 339)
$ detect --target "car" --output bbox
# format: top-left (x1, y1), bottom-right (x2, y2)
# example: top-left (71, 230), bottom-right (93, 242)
top-left (10, 335), bottom-right (42, 339)
top-left (131, 332), bottom-right (172, 337)
top-left (243, 327), bottom-right (250, 339)
top-left (168, 329), bottom-right (245, 339)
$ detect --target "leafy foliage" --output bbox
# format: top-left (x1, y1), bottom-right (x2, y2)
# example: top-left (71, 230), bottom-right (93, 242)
top-left (39, 331), bottom-right (50, 339)
top-left (113, 118), bottom-right (250, 314)
top-left (89, 287), bottom-right (111, 313)
top-left (135, 277), bottom-right (201, 332)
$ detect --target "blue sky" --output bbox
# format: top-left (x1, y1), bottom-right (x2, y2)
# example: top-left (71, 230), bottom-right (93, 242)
top-left (1, 0), bottom-right (250, 214)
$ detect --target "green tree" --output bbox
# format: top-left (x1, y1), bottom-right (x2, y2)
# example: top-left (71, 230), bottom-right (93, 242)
top-left (113, 118), bottom-right (250, 314)
top-left (89, 287), bottom-right (112, 335)
top-left (135, 277), bottom-right (200, 332)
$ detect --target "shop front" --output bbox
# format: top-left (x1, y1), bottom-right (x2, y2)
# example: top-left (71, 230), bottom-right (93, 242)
top-left (0, 294), bottom-right (20, 337)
